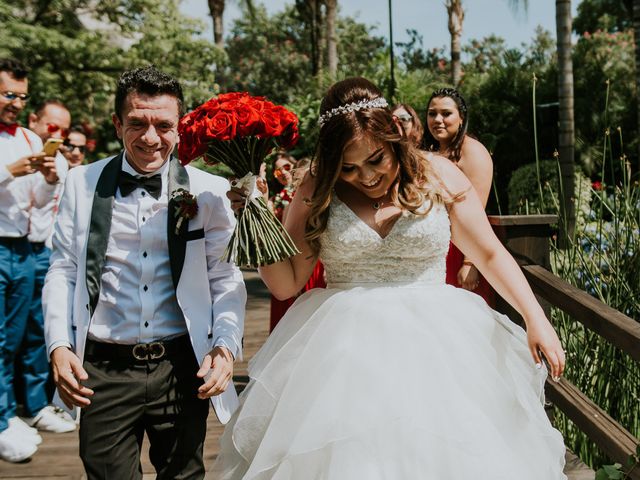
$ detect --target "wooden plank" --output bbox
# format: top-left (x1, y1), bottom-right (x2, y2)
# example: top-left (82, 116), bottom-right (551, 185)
top-left (488, 214), bottom-right (558, 226)
top-left (523, 264), bottom-right (640, 362)
top-left (547, 377), bottom-right (640, 479)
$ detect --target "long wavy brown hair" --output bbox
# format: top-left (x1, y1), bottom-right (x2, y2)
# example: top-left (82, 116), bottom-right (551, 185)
top-left (306, 77), bottom-right (447, 254)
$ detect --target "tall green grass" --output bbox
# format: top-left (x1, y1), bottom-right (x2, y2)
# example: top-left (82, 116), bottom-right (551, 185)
top-left (530, 79), bottom-right (639, 469)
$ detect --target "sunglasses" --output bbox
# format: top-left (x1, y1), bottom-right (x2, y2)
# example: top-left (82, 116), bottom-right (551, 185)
top-left (275, 163), bottom-right (292, 173)
top-left (62, 140), bottom-right (86, 154)
top-left (47, 123), bottom-right (70, 138)
top-left (395, 114), bottom-right (413, 124)
top-left (1, 91), bottom-right (30, 102)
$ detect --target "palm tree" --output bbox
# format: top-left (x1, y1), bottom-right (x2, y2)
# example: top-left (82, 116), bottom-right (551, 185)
top-left (555, 0), bottom-right (576, 243)
top-left (207, 0), bottom-right (255, 49)
top-left (325, 0), bottom-right (338, 78)
top-left (208, 0), bottom-right (225, 49)
top-left (445, 0), bottom-right (464, 86)
top-left (634, 0), bottom-right (640, 173)
top-left (509, 0), bottom-right (575, 243)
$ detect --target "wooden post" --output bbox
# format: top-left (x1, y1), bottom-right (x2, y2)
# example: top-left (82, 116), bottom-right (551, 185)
top-left (489, 214), bottom-right (556, 323)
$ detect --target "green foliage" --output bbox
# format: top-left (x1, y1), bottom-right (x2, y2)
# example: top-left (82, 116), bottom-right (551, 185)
top-left (507, 160), bottom-right (558, 214)
top-left (0, 0), bottom-right (224, 158)
top-left (573, 0), bottom-right (632, 34)
top-left (573, 29), bottom-right (636, 177)
top-left (550, 124), bottom-right (640, 471)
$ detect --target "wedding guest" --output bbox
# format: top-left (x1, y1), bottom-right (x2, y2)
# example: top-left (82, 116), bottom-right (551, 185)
top-left (61, 126), bottom-right (88, 168)
top-left (43, 66), bottom-right (246, 479)
top-left (424, 87), bottom-right (495, 306)
top-left (392, 103), bottom-right (423, 147)
top-left (14, 100), bottom-right (76, 435)
top-left (268, 154), bottom-right (325, 332)
top-left (0, 58), bottom-right (59, 463)
top-left (215, 77), bottom-right (566, 479)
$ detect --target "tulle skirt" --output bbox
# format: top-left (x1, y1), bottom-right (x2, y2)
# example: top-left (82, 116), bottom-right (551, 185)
top-left (211, 282), bottom-right (566, 479)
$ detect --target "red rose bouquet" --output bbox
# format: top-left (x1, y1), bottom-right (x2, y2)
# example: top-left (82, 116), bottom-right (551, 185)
top-left (178, 92), bottom-right (301, 267)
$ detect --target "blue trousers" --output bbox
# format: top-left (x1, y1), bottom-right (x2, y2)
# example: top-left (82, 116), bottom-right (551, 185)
top-left (0, 238), bottom-right (35, 432)
top-left (15, 244), bottom-right (51, 417)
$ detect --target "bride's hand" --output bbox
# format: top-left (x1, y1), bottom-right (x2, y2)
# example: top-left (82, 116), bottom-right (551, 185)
top-left (227, 177), bottom-right (269, 215)
top-left (526, 317), bottom-right (565, 382)
top-left (457, 263), bottom-right (480, 291)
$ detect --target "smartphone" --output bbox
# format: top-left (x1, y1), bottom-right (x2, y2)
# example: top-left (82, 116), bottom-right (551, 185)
top-left (43, 138), bottom-right (63, 156)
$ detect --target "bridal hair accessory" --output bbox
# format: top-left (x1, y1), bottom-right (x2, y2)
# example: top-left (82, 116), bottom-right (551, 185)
top-left (317, 97), bottom-right (389, 127)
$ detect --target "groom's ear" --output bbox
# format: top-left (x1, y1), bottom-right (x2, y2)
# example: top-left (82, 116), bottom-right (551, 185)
top-left (112, 113), bottom-right (123, 140)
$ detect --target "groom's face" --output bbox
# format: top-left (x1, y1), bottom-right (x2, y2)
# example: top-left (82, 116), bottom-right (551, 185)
top-left (112, 92), bottom-right (180, 174)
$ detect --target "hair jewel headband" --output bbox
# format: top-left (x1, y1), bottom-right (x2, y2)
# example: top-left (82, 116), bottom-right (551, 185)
top-left (317, 97), bottom-right (388, 127)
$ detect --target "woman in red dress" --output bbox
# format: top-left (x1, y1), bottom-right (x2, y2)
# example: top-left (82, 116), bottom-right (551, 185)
top-left (269, 155), bottom-right (326, 331)
top-left (424, 88), bottom-right (495, 306)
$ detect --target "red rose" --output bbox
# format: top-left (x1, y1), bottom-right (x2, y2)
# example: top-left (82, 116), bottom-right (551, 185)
top-left (235, 103), bottom-right (262, 136)
top-left (206, 110), bottom-right (237, 141)
top-left (259, 106), bottom-right (284, 137)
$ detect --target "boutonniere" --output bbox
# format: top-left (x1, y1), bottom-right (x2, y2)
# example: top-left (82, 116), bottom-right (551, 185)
top-left (171, 188), bottom-right (198, 234)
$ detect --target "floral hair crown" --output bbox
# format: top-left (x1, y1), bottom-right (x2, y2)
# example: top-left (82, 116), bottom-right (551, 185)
top-left (317, 97), bottom-right (389, 127)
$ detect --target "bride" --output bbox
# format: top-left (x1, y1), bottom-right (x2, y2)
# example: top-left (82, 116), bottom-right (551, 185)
top-left (211, 77), bottom-right (567, 479)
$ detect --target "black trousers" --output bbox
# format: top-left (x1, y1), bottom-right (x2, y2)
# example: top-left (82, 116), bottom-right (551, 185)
top-left (79, 340), bottom-right (209, 480)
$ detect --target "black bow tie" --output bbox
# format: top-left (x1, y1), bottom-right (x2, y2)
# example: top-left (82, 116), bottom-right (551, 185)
top-left (118, 171), bottom-right (162, 199)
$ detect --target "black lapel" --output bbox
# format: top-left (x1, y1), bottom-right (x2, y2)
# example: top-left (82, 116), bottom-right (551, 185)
top-left (85, 152), bottom-right (123, 314)
top-left (167, 156), bottom-right (190, 289)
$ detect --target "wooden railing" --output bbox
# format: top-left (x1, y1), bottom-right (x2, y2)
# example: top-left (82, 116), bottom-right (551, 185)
top-left (490, 215), bottom-right (640, 479)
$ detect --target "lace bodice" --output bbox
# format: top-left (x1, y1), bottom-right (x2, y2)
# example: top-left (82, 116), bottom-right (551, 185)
top-left (319, 197), bottom-right (451, 285)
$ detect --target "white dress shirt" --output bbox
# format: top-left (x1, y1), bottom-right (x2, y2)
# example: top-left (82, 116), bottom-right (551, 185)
top-left (28, 152), bottom-right (69, 246)
top-left (87, 154), bottom-right (188, 344)
top-left (0, 128), bottom-right (57, 237)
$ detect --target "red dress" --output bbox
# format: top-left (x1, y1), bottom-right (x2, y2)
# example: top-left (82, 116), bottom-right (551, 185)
top-left (269, 185), bottom-right (326, 332)
top-left (445, 242), bottom-right (495, 308)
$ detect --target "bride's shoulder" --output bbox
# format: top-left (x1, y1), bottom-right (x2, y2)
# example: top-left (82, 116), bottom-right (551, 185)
top-left (421, 151), bottom-right (472, 200)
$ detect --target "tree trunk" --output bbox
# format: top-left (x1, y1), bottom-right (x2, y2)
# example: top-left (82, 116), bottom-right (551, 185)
top-left (325, 0), bottom-right (338, 78)
top-left (446, 0), bottom-right (464, 86)
top-left (634, 0), bottom-right (640, 173)
top-left (208, 0), bottom-right (225, 49)
top-left (556, 0), bottom-right (575, 245)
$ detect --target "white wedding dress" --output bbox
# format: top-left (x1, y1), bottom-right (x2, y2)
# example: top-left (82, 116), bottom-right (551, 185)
top-left (211, 197), bottom-right (567, 479)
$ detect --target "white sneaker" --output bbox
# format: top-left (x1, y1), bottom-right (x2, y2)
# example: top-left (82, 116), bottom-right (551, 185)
top-left (24, 405), bottom-right (76, 433)
top-left (8, 417), bottom-right (42, 445)
top-left (0, 427), bottom-right (38, 462)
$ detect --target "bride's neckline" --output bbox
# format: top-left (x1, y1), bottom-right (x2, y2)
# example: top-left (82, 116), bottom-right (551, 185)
top-left (332, 194), bottom-right (405, 240)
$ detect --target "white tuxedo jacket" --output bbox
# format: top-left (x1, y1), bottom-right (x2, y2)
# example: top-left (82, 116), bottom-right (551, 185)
top-left (43, 153), bottom-right (246, 424)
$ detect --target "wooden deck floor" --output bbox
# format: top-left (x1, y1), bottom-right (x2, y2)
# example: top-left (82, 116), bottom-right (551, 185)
top-left (0, 270), bottom-right (594, 479)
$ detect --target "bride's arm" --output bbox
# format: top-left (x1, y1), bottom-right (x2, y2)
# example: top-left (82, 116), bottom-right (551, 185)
top-left (431, 155), bottom-right (565, 379)
top-left (257, 174), bottom-right (319, 300)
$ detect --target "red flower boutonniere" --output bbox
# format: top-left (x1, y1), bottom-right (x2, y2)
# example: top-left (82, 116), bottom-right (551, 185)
top-left (171, 188), bottom-right (198, 234)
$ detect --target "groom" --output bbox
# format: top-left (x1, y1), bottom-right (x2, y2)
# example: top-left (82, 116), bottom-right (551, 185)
top-left (42, 66), bottom-right (246, 479)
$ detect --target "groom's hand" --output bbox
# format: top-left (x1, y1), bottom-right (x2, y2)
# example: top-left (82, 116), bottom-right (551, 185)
top-left (196, 346), bottom-right (234, 399)
top-left (50, 346), bottom-right (94, 409)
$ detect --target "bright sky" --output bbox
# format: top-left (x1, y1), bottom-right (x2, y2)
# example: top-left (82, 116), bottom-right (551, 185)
top-left (181, 0), bottom-right (582, 50)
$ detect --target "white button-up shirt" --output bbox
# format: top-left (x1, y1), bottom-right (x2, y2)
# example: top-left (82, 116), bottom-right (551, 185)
top-left (0, 128), bottom-right (57, 237)
top-left (28, 152), bottom-right (69, 246)
top-left (88, 154), bottom-right (188, 344)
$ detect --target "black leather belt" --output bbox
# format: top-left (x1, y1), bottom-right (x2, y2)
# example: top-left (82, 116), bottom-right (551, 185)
top-left (30, 241), bottom-right (47, 253)
top-left (0, 236), bottom-right (28, 246)
top-left (84, 335), bottom-right (191, 362)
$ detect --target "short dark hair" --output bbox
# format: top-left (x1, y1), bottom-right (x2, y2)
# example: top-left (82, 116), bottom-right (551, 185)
top-left (115, 66), bottom-right (184, 120)
top-left (69, 125), bottom-right (87, 137)
top-left (33, 99), bottom-right (68, 117)
top-left (0, 58), bottom-right (29, 80)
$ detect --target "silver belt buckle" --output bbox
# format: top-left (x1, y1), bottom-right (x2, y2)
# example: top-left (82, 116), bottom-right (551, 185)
top-left (132, 342), bottom-right (166, 361)
top-left (148, 342), bottom-right (166, 360)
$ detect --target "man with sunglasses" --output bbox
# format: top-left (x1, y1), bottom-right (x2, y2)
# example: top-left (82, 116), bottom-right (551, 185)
top-left (14, 100), bottom-right (76, 437)
top-left (0, 58), bottom-right (60, 463)
top-left (61, 127), bottom-right (87, 168)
